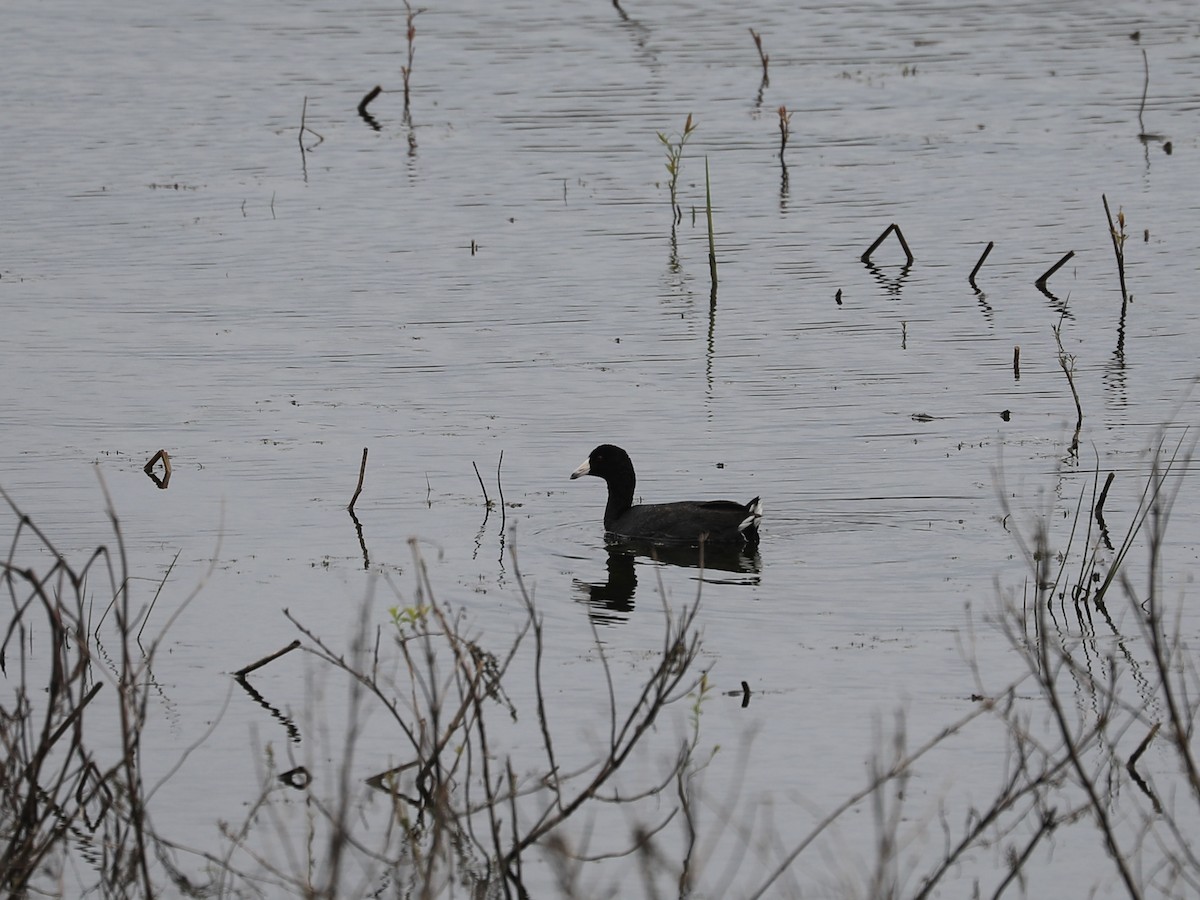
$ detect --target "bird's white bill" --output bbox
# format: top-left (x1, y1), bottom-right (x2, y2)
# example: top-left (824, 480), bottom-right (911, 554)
top-left (570, 459), bottom-right (591, 479)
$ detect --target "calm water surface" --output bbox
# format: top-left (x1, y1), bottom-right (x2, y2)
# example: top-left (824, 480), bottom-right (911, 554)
top-left (3, 0), bottom-right (1200, 895)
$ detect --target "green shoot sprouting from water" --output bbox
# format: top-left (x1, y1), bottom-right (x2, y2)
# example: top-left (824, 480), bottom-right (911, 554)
top-left (658, 113), bottom-right (697, 225)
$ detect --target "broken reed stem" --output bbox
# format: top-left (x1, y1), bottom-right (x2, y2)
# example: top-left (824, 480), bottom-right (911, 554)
top-left (1102, 195), bottom-right (1130, 307)
top-left (143, 448), bottom-right (172, 489)
top-left (1035, 250), bottom-right (1074, 288)
top-left (969, 241), bottom-right (994, 287)
top-left (235, 639), bottom-right (302, 678)
top-left (1053, 320), bottom-right (1083, 459)
top-left (1062, 355), bottom-right (1083, 442)
top-left (348, 447), bottom-right (369, 513)
top-left (137, 549), bottom-right (181, 643)
top-left (358, 85), bottom-right (382, 116)
top-left (298, 96), bottom-right (325, 150)
top-left (1095, 471), bottom-right (1115, 521)
top-left (1137, 49), bottom-right (1149, 136)
top-left (861, 223), bottom-right (914, 266)
top-left (402, 1), bottom-right (423, 113)
top-left (1013, 345), bottom-right (1021, 380)
top-left (496, 450), bottom-right (506, 529)
top-left (777, 106), bottom-right (792, 162)
top-left (400, 2), bottom-right (415, 112)
top-left (705, 157), bottom-right (717, 287)
top-left (144, 449), bottom-right (172, 477)
top-left (473, 461), bottom-right (492, 508)
top-left (1128, 721), bottom-right (1160, 771)
top-left (750, 28), bottom-right (769, 85)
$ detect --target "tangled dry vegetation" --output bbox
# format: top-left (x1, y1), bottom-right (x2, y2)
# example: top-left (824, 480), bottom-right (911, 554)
top-left (3, 436), bottom-right (1199, 898)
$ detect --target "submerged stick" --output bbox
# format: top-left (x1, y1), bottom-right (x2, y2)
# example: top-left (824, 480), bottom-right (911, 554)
top-left (861, 223), bottom-right (914, 266)
top-left (235, 640), bottom-right (302, 678)
top-left (969, 241), bottom-right (994, 287)
top-left (1035, 250), bottom-right (1074, 288)
top-left (348, 447), bottom-right (369, 513)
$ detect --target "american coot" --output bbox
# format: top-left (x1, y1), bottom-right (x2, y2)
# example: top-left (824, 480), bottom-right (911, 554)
top-left (570, 444), bottom-right (762, 546)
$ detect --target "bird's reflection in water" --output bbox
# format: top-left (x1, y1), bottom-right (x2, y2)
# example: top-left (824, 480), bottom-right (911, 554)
top-left (574, 540), bottom-right (762, 626)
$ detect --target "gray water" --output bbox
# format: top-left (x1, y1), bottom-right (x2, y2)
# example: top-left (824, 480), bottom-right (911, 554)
top-left (3, 0), bottom-right (1200, 896)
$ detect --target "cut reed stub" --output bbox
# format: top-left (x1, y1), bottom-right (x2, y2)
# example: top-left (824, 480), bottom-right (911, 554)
top-left (1013, 345), bottom-right (1020, 380)
top-left (1035, 250), bottom-right (1074, 288)
top-left (861, 223), bottom-right (914, 266)
top-left (835, 288), bottom-right (843, 305)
